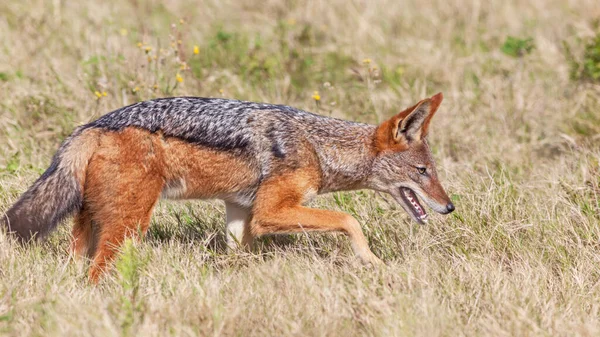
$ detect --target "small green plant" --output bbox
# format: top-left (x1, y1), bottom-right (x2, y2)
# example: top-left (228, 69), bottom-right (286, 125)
top-left (501, 36), bottom-right (535, 57)
top-left (2, 153), bottom-right (20, 174)
top-left (565, 33), bottom-right (600, 81)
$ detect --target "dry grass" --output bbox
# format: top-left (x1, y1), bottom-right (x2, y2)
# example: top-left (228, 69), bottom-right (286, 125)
top-left (1, 0), bottom-right (600, 336)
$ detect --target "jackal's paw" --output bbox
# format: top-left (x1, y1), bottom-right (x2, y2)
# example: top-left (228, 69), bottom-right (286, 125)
top-left (357, 251), bottom-right (384, 267)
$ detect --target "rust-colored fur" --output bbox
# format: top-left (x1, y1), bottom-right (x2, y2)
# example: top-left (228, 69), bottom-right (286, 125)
top-left (70, 128), bottom-right (260, 282)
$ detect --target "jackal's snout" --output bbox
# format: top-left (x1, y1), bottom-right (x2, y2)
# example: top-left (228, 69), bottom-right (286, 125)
top-left (398, 180), bottom-right (453, 224)
top-left (427, 179), bottom-right (454, 214)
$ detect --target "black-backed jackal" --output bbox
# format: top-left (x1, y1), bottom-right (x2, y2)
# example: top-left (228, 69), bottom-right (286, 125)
top-left (3, 93), bottom-right (454, 282)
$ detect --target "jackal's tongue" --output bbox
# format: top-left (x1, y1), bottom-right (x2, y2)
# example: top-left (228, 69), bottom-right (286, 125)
top-left (401, 187), bottom-right (427, 221)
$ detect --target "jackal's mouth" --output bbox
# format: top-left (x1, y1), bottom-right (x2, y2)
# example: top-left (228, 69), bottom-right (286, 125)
top-left (399, 187), bottom-right (428, 224)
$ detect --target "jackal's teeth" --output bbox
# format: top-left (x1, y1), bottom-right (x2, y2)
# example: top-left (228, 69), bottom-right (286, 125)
top-left (400, 187), bottom-right (427, 220)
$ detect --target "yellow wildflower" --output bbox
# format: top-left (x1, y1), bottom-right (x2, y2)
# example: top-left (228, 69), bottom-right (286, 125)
top-left (362, 58), bottom-right (372, 65)
top-left (312, 91), bottom-right (321, 101)
top-left (102, 91), bottom-right (107, 97)
top-left (176, 73), bottom-right (183, 83)
top-left (94, 91), bottom-right (102, 99)
top-left (179, 18), bottom-right (185, 24)
top-left (133, 87), bottom-right (139, 93)
top-left (120, 28), bottom-right (128, 36)
top-left (193, 45), bottom-right (200, 55)
top-left (219, 88), bottom-right (224, 94)
top-left (137, 42), bottom-right (142, 48)
top-left (144, 46), bottom-right (152, 53)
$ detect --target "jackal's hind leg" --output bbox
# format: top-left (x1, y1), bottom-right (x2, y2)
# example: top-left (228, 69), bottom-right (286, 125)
top-left (87, 190), bottom-right (161, 283)
top-left (84, 133), bottom-right (165, 283)
top-left (225, 202), bottom-right (252, 250)
top-left (87, 179), bottom-right (162, 283)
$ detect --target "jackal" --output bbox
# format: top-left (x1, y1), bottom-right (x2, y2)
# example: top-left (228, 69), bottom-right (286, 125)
top-left (2, 93), bottom-right (454, 282)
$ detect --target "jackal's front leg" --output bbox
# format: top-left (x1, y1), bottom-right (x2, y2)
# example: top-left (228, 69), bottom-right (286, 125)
top-left (251, 170), bottom-right (382, 265)
top-left (225, 202), bottom-right (252, 249)
top-left (252, 206), bottom-right (382, 265)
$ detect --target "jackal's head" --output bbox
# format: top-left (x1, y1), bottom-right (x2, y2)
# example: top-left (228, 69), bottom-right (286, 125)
top-left (370, 93), bottom-right (454, 224)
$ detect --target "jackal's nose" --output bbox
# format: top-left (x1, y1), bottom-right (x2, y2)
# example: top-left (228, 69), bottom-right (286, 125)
top-left (446, 202), bottom-right (455, 213)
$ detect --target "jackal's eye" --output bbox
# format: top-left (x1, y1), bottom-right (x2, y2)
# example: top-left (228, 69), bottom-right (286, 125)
top-left (417, 167), bottom-right (427, 175)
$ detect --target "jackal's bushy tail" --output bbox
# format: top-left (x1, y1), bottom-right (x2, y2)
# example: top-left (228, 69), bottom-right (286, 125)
top-left (2, 128), bottom-right (97, 242)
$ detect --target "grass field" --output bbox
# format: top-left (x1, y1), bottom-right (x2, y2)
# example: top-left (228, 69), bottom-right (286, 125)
top-left (1, 0), bottom-right (600, 336)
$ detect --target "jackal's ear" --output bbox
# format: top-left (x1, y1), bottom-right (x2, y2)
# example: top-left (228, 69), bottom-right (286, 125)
top-left (398, 92), bottom-right (443, 141)
top-left (374, 93), bottom-right (443, 152)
